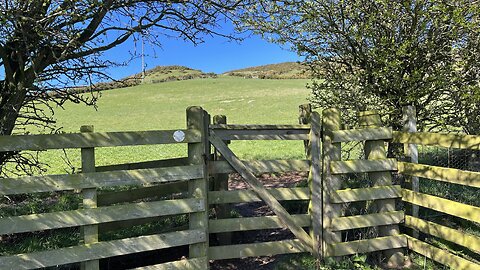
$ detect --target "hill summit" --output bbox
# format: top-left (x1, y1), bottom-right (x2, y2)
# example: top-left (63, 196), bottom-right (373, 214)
top-left (224, 62), bottom-right (311, 79)
top-left (94, 65), bottom-right (216, 90)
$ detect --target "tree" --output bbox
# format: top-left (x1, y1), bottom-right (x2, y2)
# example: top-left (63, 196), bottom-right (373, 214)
top-left (240, 0), bottom-right (480, 134)
top-left (0, 0), bottom-right (247, 175)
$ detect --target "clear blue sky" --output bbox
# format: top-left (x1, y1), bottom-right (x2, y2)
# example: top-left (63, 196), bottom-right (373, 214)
top-left (104, 31), bottom-right (303, 80)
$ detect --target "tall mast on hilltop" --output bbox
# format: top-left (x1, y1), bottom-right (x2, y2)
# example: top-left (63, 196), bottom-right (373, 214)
top-left (141, 33), bottom-right (146, 84)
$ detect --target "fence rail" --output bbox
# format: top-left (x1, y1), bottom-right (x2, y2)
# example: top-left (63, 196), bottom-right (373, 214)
top-left (0, 129), bottom-right (201, 151)
top-left (1, 105), bottom-right (479, 269)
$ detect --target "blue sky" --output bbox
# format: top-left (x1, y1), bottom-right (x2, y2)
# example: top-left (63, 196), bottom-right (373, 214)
top-left (104, 32), bottom-right (303, 80)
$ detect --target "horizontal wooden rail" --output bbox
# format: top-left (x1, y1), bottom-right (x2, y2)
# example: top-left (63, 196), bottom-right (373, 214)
top-left (0, 198), bottom-right (203, 234)
top-left (0, 165), bottom-right (202, 195)
top-left (0, 129), bottom-right (200, 152)
top-left (326, 235), bottom-right (407, 257)
top-left (406, 235), bottom-right (480, 270)
top-left (131, 257), bottom-right (207, 270)
top-left (98, 181), bottom-right (188, 206)
top-left (330, 211), bottom-right (404, 231)
top-left (210, 124), bottom-right (310, 130)
top-left (330, 185), bottom-right (402, 203)
top-left (398, 162), bottom-right (480, 188)
top-left (208, 188), bottom-right (310, 204)
top-left (95, 157), bottom-right (190, 173)
top-left (0, 230), bottom-right (206, 269)
top-left (210, 159), bottom-right (310, 174)
top-left (209, 214), bottom-right (310, 233)
top-left (402, 189), bottom-right (480, 223)
top-left (209, 239), bottom-right (309, 260)
top-left (393, 131), bottom-right (480, 150)
top-left (404, 215), bottom-right (480, 253)
top-left (330, 159), bottom-right (397, 174)
top-left (214, 129), bottom-right (309, 140)
top-left (332, 127), bottom-right (393, 143)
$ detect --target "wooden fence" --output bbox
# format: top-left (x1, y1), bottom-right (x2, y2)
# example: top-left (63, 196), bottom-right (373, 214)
top-left (0, 107), bottom-right (210, 269)
top-left (320, 106), bottom-right (480, 270)
top-left (0, 105), bottom-right (479, 269)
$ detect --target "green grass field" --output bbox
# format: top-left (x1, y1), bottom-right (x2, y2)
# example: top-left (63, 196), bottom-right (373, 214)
top-left (40, 76), bottom-right (310, 174)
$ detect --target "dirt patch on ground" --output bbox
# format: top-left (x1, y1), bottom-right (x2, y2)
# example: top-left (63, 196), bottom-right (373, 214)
top-left (210, 171), bottom-right (308, 270)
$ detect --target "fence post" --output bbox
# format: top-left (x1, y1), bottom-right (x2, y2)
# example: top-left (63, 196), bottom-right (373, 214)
top-left (402, 106), bottom-right (419, 238)
top-left (299, 104), bottom-right (312, 156)
top-left (359, 111), bottom-right (405, 268)
top-left (308, 112), bottom-right (322, 258)
top-left (80, 125), bottom-right (99, 270)
top-left (322, 108), bottom-right (342, 258)
top-left (212, 114), bottom-right (232, 245)
top-left (187, 106), bottom-right (210, 269)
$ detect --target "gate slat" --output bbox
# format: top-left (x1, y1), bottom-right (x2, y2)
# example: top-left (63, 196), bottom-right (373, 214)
top-left (209, 130), bottom-right (313, 251)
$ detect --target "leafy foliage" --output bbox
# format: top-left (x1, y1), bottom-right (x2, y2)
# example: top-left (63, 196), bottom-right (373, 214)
top-left (240, 0), bottom-right (480, 133)
top-left (0, 0), bottom-right (248, 175)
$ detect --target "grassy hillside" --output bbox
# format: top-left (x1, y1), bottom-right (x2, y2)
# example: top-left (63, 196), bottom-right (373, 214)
top-left (93, 65), bottom-right (217, 91)
top-left (224, 62), bottom-right (311, 79)
top-left (42, 76), bottom-right (310, 173)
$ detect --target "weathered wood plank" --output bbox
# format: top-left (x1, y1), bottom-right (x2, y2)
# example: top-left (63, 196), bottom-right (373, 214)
top-left (398, 162), bottom-right (480, 188)
top-left (209, 214), bottom-right (310, 233)
top-left (332, 127), bottom-right (393, 143)
top-left (298, 103), bottom-right (312, 156)
top-left (326, 235), bottom-right (407, 257)
top-left (130, 257), bottom-right (207, 270)
top-left (392, 131), bottom-right (480, 150)
top-left (0, 198), bottom-right (203, 234)
top-left (0, 165), bottom-right (202, 195)
top-left (186, 107), bottom-right (210, 267)
top-left (210, 159), bottom-right (310, 174)
top-left (97, 181), bottom-right (187, 206)
top-left (0, 230), bottom-right (206, 269)
top-left (308, 112), bottom-right (322, 257)
top-left (330, 159), bottom-right (398, 174)
top-left (0, 129), bottom-right (201, 151)
top-left (214, 129), bottom-right (309, 140)
top-left (209, 124), bottom-right (310, 130)
top-left (208, 239), bottom-right (309, 260)
top-left (402, 105), bottom-right (419, 237)
top-left (330, 185), bottom-right (402, 203)
top-left (94, 157), bottom-right (189, 173)
top-left (212, 114), bottom-right (232, 246)
top-left (330, 211), bottom-right (404, 231)
top-left (404, 215), bottom-right (480, 253)
top-left (406, 235), bottom-right (480, 270)
top-left (402, 189), bottom-right (480, 223)
top-left (208, 188), bottom-right (310, 204)
top-left (361, 111), bottom-right (404, 267)
top-left (322, 108), bottom-right (343, 254)
top-left (209, 130), bottom-right (313, 251)
top-left (80, 125), bottom-right (98, 270)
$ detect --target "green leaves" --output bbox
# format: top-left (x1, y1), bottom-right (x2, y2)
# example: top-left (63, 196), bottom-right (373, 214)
top-left (240, 0), bottom-right (480, 134)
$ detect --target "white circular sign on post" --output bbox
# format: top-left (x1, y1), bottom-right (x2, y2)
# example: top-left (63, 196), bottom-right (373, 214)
top-left (173, 130), bottom-right (186, 142)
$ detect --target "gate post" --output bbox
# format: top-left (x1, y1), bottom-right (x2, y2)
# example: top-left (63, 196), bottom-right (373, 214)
top-left (212, 114), bottom-right (232, 245)
top-left (299, 104), bottom-right (312, 156)
top-left (321, 108), bottom-right (342, 257)
top-left (402, 106), bottom-right (419, 239)
top-left (360, 111), bottom-right (405, 268)
top-left (186, 106), bottom-right (210, 269)
top-left (80, 125), bottom-right (99, 270)
top-left (308, 112), bottom-right (323, 257)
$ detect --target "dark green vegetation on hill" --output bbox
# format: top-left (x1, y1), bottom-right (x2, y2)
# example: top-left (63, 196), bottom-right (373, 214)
top-left (92, 66), bottom-right (217, 91)
top-left (224, 62), bottom-right (311, 79)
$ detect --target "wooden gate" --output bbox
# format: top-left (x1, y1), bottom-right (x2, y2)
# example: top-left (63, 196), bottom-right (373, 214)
top-left (0, 105), bottom-right (479, 269)
top-left (207, 109), bottom-right (322, 260)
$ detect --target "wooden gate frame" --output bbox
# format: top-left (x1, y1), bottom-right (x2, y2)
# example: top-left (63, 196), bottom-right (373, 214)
top-left (209, 126), bottom-right (320, 253)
